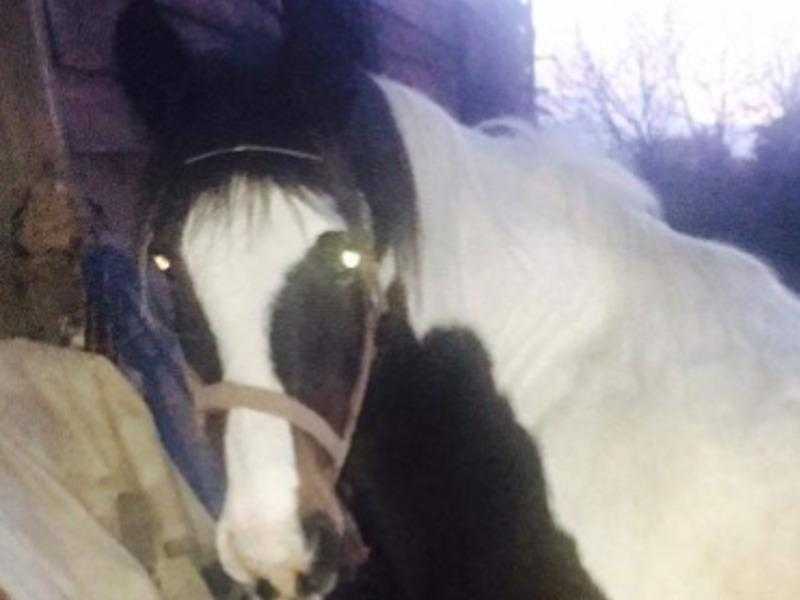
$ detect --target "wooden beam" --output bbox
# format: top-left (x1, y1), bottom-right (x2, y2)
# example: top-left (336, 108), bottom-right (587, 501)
top-left (0, 0), bottom-right (69, 218)
top-left (0, 1), bottom-right (86, 343)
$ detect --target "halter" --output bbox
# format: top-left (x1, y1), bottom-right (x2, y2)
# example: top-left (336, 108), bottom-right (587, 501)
top-left (178, 144), bottom-right (381, 476)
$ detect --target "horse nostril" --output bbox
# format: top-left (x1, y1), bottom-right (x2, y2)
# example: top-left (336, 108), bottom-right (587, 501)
top-left (297, 567), bottom-right (338, 597)
top-left (255, 577), bottom-right (278, 599)
top-left (300, 512), bottom-right (342, 595)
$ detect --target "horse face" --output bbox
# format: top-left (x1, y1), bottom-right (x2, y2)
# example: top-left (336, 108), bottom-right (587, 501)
top-left (161, 175), bottom-right (370, 598)
top-left (116, 2), bottom-right (388, 594)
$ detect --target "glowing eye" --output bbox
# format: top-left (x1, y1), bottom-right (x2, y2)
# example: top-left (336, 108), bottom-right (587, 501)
top-left (152, 254), bottom-right (172, 272)
top-left (340, 249), bottom-right (362, 270)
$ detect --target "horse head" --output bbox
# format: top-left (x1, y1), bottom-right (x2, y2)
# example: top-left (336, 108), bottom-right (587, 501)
top-left (115, 1), bottom-right (414, 596)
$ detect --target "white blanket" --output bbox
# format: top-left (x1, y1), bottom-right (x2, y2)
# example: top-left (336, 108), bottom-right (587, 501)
top-left (0, 340), bottom-right (216, 600)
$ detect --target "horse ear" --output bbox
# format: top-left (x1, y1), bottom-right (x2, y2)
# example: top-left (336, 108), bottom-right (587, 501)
top-left (114, 0), bottom-right (196, 139)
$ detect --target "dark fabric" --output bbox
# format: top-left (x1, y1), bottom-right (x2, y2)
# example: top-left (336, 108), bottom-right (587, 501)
top-left (82, 243), bottom-right (224, 516)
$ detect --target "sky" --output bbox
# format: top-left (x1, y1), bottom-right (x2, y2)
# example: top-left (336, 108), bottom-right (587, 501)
top-left (533, 0), bottom-right (800, 129)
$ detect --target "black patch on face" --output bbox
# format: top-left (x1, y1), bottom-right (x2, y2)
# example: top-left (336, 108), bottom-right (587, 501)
top-left (146, 217), bottom-right (222, 384)
top-left (172, 271), bottom-right (223, 384)
top-left (270, 230), bottom-right (368, 435)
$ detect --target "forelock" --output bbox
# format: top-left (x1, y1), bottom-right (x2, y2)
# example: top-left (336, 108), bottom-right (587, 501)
top-left (178, 175), bottom-right (345, 388)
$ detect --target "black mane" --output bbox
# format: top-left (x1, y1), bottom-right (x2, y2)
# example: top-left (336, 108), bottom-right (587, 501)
top-left (335, 313), bottom-right (606, 599)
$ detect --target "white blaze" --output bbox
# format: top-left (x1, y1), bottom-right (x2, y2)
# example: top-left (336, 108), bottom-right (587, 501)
top-left (181, 175), bottom-right (345, 594)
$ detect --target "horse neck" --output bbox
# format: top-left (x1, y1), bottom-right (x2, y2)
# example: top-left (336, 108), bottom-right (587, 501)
top-left (379, 79), bottom-right (641, 425)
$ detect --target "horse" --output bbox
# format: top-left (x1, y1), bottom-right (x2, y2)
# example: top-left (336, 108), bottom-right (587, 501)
top-left (115, 1), bottom-right (800, 598)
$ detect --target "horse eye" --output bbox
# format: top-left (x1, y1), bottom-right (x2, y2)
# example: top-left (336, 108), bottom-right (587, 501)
top-left (340, 249), bottom-right (362, 270)
top-left (152, 253), bottom-right (172, 272)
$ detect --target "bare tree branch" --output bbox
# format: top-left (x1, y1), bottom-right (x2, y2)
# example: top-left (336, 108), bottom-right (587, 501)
top-left (534, 7), bottom-right (785, 159)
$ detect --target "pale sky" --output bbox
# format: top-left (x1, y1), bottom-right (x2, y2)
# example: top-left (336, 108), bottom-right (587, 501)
top-left (533, 0), bottom-right (800, 128)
